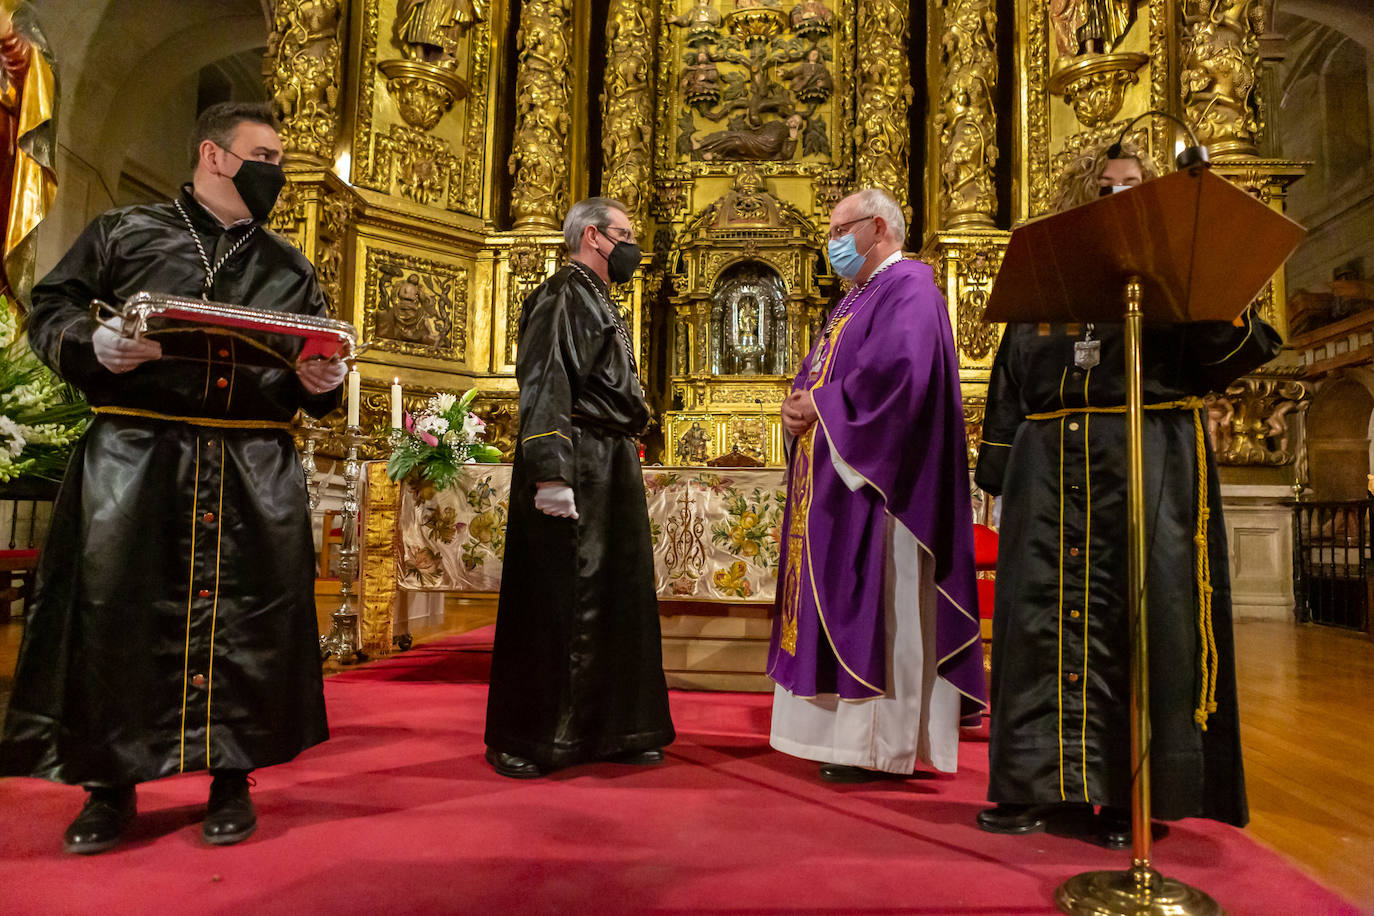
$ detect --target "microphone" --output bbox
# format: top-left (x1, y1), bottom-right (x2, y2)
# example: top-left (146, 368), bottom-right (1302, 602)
top-left (1105, 109), bottom-right (1210, 172)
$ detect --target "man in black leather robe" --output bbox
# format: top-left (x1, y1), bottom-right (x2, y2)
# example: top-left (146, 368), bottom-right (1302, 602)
top-left (483, 198), bottom-right (674, 778)
top-left (973, 150), bottom-right (1281, 847)
top-left (0, 102), bottom-right (345, 853)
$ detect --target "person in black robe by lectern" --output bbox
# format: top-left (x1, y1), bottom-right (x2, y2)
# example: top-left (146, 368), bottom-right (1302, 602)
top-left (0, 103), bottom-right (345, 853)
top-left (974, 144), bottom-right (1281, 849)
top-left (484, 197), bottom-right (675, 778)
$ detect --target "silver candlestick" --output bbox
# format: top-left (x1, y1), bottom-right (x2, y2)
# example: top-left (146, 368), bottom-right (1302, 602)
top-left (299, 419), bottom-right (329, 511)
top-left (320, 424), bottom-right (367, 664)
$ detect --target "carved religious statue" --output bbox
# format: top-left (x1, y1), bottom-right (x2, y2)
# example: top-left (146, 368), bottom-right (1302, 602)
top-left (693, 113), bottom-right (803, 161)
top-left (678, 422), bottom-right (711, 464)
top-left (1050, 0), bottom-right (1137, 56)
top-left (0, 1), bottom-right (54, 309)
top-left (781, 47), bottom-right (833, 103)
top-left (377, 272), bottom-right (443, 347)
top-left (681, 49), bottom-right (722, 104)
top-left (395, 0), bottom-right (484, 65)
top-left (790, 1), bottom-right (834, 36)
top-left (670, 0), bottom-right (723, 42)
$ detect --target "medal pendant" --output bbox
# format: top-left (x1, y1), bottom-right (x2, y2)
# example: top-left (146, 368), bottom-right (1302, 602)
top-left (1074, 339), bottom-right (1101, 369)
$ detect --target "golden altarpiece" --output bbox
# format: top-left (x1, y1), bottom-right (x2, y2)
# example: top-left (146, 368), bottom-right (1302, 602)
top-left (263, 0), bottom-right (1306, 479)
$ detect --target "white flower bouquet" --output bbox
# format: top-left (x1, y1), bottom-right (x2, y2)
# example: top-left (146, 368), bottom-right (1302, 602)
top-left (385, 388), bottom-right (502, 491)
top-left (0, 297), bottom-right (89, 485)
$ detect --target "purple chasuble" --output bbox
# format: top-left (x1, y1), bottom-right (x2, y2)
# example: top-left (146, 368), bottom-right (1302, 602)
top-left (766, 258), bottom-right (986, 711)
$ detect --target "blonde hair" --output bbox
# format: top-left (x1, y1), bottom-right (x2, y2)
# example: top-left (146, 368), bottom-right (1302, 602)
top-left (1050, 138), bottom-right (1161, 214)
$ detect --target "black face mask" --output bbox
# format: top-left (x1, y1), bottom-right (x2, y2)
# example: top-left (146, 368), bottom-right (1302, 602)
top-left (220, 147), bottom-right (286, 222)
top-left (603, 239), bottom-right (642, 284)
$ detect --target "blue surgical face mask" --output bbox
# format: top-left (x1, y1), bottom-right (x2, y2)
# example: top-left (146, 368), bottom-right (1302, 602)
top-left (827, 234), bottom-right (867, 281)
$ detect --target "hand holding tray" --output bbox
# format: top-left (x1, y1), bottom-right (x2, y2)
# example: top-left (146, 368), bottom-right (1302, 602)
top-left (92, 291), bottom-right (359, 369)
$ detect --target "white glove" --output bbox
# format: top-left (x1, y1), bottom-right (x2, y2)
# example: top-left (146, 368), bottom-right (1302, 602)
top-left (92, 319), bottom-right (161, 373)
top-left (296, 357), bottom-right (349, 395)
top-left (534, 482), bottom-right (579, 519)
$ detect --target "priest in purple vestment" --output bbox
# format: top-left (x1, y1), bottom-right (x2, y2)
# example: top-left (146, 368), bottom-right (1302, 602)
top-left (766, 189), bottom-right (986, 782)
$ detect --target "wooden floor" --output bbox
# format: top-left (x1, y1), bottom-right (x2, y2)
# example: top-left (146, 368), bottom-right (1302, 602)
top-left (1, 609), bottom-right (1370, 908)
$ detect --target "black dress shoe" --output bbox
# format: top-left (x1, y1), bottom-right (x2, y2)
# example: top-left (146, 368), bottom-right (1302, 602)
top-left (613, 748), bottom-right (664, 766)
top-left (203, 775), bottom-right (257, 846)
top-left (976, 803), bottom-right (1048, 835)
top-left (1097, 806), bottom-right (1132, 849)
top-left (485, 748), bottom-right (543, 779)
top-left (63, 786), bottom-right (136, 855)
top-left (818, 763), bottom-right (888, 783)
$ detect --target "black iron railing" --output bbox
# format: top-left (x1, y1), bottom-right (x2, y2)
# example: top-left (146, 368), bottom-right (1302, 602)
top-left (1292, 499), bottom-right (1372, 632)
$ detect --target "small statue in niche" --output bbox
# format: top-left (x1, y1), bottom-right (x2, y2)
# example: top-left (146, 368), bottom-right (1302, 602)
top-left (681, 49), bottom-right (722, 105)
top-left (1050, 0), bottom-right (1137, 56)
top-left (789, 0), bottom-right (834, 37)
top-left (376, 271), bottom-right (444, 347)
top-left (692, 113), bottom-right (804, 161)
top-left (679, 422), bottom-right (711, 464)
top-left (738, 296), bottom-right (760, 346)
top-left (781, 46), bottom-right (833, 104)
top-left (395, 0), bottom-right (484, 65)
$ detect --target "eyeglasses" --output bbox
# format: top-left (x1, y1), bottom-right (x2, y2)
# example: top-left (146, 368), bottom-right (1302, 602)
top-left (828, 214), bottom-right (874, 240)
top-left (600, 225), bottom-right (638, 244)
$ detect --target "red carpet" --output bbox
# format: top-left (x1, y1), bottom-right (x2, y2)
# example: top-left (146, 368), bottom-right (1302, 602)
top-left (0, 627), bottom-right (1360, 915)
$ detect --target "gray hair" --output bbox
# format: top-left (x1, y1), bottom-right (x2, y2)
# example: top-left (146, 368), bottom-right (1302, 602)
top-left (846, 188), bottom-right (906, 243)
top-left (563, 197), bottom-right (629, 253)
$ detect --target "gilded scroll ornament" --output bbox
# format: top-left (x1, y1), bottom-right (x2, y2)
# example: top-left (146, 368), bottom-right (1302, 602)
top-left (1205, 377), bottom-right (1308, 466)
top-left (855, 0), bottom-right (912, 219)
top-left (266, 0), bottom-right (344, 162)
top-left (935, 0), bottom-right (998, 229)
top-left (603, 2), bottom-right (658, 226)
top-left (509, 0), bottom-right (573, 230)
top-left (1181, 0), bottom-right (1264, 158)
top-left (953, 242), bottom-right (1003, 361)
top-left (1047, 52), bottom-right (1148, 130)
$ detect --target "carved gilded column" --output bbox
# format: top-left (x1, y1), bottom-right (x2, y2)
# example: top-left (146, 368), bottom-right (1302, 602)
top-left (509, 0), bottom-right (573, 230)
top-left (1181, 0), bottom-right (1264, 158)
top-left (265, 0), bottom-right (346, 164)
top-left (935, 0), bottom-right (998, 229)
top-left (601, 1), bottom-right (657, 228)
top-left (855, 0), bottom-right (913, 219)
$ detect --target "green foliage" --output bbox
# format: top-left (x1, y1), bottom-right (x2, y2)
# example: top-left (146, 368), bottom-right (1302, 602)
top-left (385, 388), bottom-right (502, 492)
top-left (0, 298), bottom-right (90, 485)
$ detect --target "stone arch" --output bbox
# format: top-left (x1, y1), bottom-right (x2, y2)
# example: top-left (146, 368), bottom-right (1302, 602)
top-left (32, 0), bottom-right (269, 271)
top-left (1307, 368), bottom-right (1374, 498)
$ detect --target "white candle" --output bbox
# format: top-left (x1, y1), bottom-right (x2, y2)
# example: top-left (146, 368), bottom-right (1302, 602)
top-left (390, 378), bottom-right (403, 429)
top-left (346, 369), bottom-right (360, 427)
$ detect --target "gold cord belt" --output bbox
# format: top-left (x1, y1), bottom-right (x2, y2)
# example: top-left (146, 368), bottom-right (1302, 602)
top-left (1025, 396), bottom-right (1205, 421)
top-left (92, 405), bottom-right (293, 431)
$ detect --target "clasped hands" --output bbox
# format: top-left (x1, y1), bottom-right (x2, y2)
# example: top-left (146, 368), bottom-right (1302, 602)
top-left (781, 390), bottom-right (819, 437)
top-left (92, 318), bottom-right (348, 394)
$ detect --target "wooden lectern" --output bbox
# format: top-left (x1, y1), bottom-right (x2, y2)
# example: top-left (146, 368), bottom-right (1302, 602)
top-left (984, 165), bottom-right (1305, 916)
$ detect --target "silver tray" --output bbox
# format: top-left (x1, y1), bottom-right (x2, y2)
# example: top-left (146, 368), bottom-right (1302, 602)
top-left (98, 291), bottom-right (357, 362)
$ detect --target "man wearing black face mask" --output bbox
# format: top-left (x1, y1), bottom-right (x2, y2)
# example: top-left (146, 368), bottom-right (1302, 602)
top-left (0, 102), bottom-right (344, 853)
top-left (483, 197), bottom-right (675, 779)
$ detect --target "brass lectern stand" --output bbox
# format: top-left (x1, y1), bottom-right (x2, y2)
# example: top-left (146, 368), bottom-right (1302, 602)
top-left (984, 166), bottom-right (1305, 915)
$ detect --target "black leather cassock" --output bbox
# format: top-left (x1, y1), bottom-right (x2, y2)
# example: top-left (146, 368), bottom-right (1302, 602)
top-left (484, 265), bottom-right (675, 769)
top-left (975, 311), bottom-right (1280, 825)
top-left (0, 186), bottom-right (336, 785)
